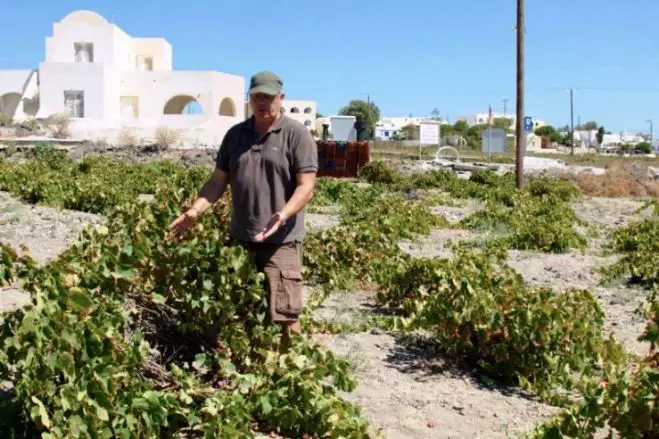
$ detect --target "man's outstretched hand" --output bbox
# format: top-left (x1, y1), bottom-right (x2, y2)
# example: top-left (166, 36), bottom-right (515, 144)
top-left (168, 208), bottom-right (199, 238)
top-left (253, 213), bottom-right (284, 242)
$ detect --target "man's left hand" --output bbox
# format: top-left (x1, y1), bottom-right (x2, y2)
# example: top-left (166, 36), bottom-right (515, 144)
top-left (253, 212), bottom-right (285, 242)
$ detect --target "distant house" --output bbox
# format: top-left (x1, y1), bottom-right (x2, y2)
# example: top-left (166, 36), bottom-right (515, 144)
top-left (573, 130), bottom-right (599, 149)
top-left (599, 132), bottom-right (645, 151)
top-left (374, 116), bottom-right (447, 141)
top-left (525, 133), bottom-right (542, 152)
top-left (374, 116), bottom-right (425, 140)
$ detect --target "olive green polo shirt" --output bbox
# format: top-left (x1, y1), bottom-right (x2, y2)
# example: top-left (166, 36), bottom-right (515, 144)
top-left (216, 115), bottom-right (318, 244)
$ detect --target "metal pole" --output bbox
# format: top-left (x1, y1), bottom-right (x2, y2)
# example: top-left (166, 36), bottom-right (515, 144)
top-left (487, 122), bottom-right (492, 163)
top-left (647, 119), bottom-right (653, 144)
top-left (515, 0), bottom-right (525, 188)
top-left (503, 98), bottom-right (509, 118)
top-left (569, 88), bottom-right (575, 155)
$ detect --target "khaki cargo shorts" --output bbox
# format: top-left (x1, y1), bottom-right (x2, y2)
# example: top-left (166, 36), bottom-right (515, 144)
top-left (238, 240), bottom-right (304, 323)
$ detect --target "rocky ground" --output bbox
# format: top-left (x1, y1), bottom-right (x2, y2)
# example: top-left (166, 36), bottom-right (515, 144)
top-left (0, 179), bottom-right (655, 438)
top-left (310, 194), bottom-right (654, 438)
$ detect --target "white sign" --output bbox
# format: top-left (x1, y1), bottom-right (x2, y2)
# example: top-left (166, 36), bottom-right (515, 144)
top-left (419, 122), bottom-right (440, 145)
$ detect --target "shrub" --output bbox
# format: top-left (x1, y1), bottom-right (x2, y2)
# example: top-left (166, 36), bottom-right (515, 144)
top-left (0, 114), bottom-right (12, 127)
top-left (117, 126), bottom-right (141, 149)
top-left (46, 112), bottom-right (71, 139)
top-left (357, 160), bottom-right (402, 184)
top-left (525, 291), bottom-right (659, 438)
top-left (154, 126), bottom-right (180, 151)
top-left (601, 201), bottom-right (659, 288)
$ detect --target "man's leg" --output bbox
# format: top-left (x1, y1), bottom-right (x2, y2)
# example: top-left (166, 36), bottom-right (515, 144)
top-left (260, 241), bottom-right (304, 351)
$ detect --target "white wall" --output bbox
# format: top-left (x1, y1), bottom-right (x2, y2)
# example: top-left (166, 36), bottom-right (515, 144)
top-left (69, 115), bottom-right (240, 147)
top-left (132, 38), bottom-right (172, 71)
top-left (0, 70), bottom-right (33, 95)
top-left (47, 22), bottom-right (115, 65)
top-left (281, 99), bottom-right (315, 128)
top-left (120, 71), bottom-right (215, 119)
top-left (111, 25), bottom-right (134, 72)
top-left (211, 72), bottom-right (245, 119)
top-left (37, 62), bottom-right (112, 119)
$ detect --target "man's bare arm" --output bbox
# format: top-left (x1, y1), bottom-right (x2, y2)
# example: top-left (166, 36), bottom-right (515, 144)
top-left (278, 171), bottom-right (316, 220)
top-left (188, 168), bottom-right (229, 216)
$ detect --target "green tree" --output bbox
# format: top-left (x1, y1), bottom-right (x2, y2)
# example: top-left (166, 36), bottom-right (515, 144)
top-left (316, 112), bottom-right (324, 119)
top-left (635, 142), bottom-right (652, 154)
top-left (453, 120), bottom-right (469, 133)
top-left (492, 117), bottom-right (512, 131)
top-left (534, 125), bottom-right (557, 137)
top-left (400, 123), bottom-right (416, 140)
top-left (576, 120), bottom-right (598, 130)
top-left (440, 123), bottom-right (455, 136)
top-left (534, 125), bottom-right (563, 144)
top-left (596, 126), bottom-right (605, 146)
top-left (431, 108), bottom-right (441, 120)
top-left (338, 99), bottom-right (380, 130)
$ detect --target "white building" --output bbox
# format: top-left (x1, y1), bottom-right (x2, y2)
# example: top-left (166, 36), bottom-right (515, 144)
top-left (374, 116), bottom-right (441, 141)
top-left (0, 10), bottom-right (314, 146)
top-left (455, 112), bottom-right (514, 127)
top-left (455, 112), bottom-right (546, 131)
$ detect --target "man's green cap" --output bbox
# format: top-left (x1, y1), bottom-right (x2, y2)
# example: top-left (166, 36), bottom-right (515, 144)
top-left (249, 71), bottom-right (283, 96)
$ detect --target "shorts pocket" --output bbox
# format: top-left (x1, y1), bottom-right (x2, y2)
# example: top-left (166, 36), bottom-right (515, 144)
top-left (275, 269), bottom-right (303, 316)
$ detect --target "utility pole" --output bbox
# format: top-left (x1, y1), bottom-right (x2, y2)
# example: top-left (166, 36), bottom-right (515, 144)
top-left (569, 88), bottom-right (575, 155)
top-left (515, 0), bottom-right (525, 189)
top-left (503, 98), bottom-right (509, 118)
top-left (647, 119), bottom-right (653, 144)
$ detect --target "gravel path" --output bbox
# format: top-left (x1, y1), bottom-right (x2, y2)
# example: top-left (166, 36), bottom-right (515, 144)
top-left (0, 192), bottom-right (103, 313)
top-left (0, 191), bottom-right (102, 265)
top-left (316, 332), bottom-right (557, 439)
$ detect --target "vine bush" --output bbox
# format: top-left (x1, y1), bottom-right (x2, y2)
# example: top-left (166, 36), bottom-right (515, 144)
top-left (0, 175), bottom-right (372, 438)
top-left (526, 290), bottom-right (659, 438)
top-left (601, 200), bottom-right (659, 288)
top-left (373, 246), bottom-right (624, 400)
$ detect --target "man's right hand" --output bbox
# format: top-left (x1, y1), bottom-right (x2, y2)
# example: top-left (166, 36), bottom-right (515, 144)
top-left (168, 207), bottom-right (199, 237)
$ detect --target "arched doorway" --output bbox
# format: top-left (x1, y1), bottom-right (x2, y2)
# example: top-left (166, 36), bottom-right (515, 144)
top-left (218, 97), bottom-right (236, 116)
top-left (163, 95), bottom-right (204, 115)
top-left (0, 93), bottom-right (22, 118)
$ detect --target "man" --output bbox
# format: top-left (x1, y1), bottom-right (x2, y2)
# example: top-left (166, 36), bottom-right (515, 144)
top-left (169, 71), bottom-right (317, 348)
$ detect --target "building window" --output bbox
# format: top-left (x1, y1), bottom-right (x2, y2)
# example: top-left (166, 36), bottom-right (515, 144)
top-left (74, 42), bottom-right (94, 63)
top-left (120, 96), bottom-right (139, 118)
top-left (136, 55), bottom-right (153, 71)
top-left (304, 107), bottom-right (312, 114)
top-left (290, 107), bottom-right (300, 113)
top-left (64, 90), bottom-right (84, 118)
top-left (304, 120), bottom-right (312, 127)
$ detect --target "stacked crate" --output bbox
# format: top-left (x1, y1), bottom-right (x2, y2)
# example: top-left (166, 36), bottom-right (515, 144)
top-left (315, 141), bottom-right (370, 178)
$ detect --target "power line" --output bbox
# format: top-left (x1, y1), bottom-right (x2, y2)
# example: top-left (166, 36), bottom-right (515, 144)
top-left (546, 86), bottom-right (659, 93)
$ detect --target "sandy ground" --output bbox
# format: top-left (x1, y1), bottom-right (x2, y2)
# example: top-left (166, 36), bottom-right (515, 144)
top-left (0, 187), bottom-right (654, 438)
top-left (0, 191), bottom-right (103, 312)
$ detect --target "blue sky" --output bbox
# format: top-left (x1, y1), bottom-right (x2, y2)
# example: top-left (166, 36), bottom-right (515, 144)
top-left (1, 0), bottom-right (658, 134)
